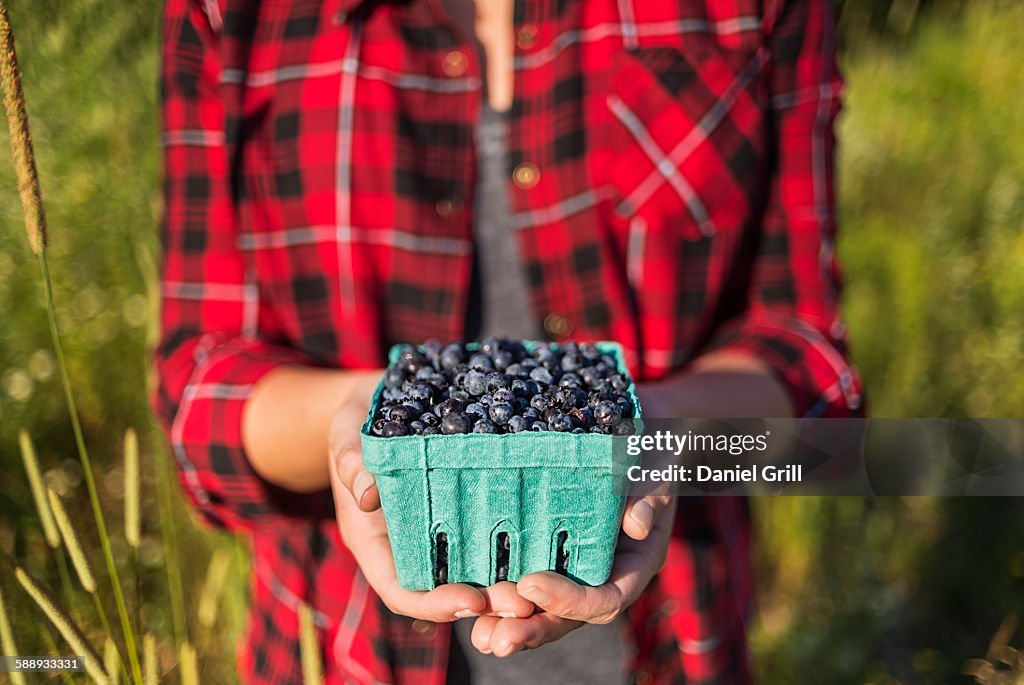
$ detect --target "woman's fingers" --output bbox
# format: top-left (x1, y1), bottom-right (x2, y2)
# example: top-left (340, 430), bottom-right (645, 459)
top-left (326, 385), bottom-right (381, 512)
top-left (517, 571), bottom-right (625, 624)
top-left (479, 581), bottom-right (535, 618)
top-left (486, 613), bottom-right (583, 657)
top-left (470, 615), bottom-right (500, 654)
top-left (621, 493), bottom-right (673, 541)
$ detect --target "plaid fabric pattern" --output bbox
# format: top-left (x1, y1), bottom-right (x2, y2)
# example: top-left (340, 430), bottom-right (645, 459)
top-left (154, 0), bottom-right (863, 683)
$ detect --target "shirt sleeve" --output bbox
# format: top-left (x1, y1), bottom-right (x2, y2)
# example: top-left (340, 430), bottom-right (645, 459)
top-left (706, 0), bottom-right (864, 418)
top-left (154, 0), bottom-right (328, 532)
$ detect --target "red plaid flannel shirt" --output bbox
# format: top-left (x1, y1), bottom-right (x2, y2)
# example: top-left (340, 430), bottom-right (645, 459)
top-left (154, 0), bottom-right (863, 683)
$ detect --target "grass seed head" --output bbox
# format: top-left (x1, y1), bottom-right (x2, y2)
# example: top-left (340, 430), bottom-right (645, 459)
top-left (47, 487), bottom-right (96, 593)
top-left (19, 429), bottom-right (59, 548)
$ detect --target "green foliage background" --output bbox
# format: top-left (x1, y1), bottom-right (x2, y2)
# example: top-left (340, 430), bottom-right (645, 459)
top-left (0, 0), bottom-right (1021, 682)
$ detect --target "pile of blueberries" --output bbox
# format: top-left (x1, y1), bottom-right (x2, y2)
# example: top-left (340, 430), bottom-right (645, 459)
top-left (369, 338), bottom-right (636, 437)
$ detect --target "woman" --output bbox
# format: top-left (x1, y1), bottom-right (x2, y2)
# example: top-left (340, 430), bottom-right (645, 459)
top-left (155, 0), bottom-right (862, 682)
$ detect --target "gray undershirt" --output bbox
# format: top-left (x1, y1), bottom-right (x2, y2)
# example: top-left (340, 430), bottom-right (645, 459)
top-left (447, 104), bottom-right (628, 685)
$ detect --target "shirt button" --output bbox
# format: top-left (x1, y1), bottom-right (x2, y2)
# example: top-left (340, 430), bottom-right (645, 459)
top-left (411, 619), bottom-right (435, 637)
top-left (517, 24), bottom-right (538, 50)
top-left (442, 51), bottom-right (468, 78)
top-left (435, 198), bottom-right (463, 217)
top-left (512, 162), bottom-right (540, 189)
top-left (634, 670), bottom-right (653, 685)
top-left (543, 313), bottom-right (573, 338)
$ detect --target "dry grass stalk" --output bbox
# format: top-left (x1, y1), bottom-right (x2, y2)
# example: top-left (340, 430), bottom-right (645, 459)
top-left (47, 487), bottom-right (96, 593)
top-left (124, 429), bottom-right (140, 549)
top-left (143, 634), bottom-right (157, 685)
top-left (18, 429), bottom-right (59, 548)
top-left (103, 638), bottom-right (119, 683)
top-left (197, 548), bottom-right (230, 629)
top-left (0, 584), bottom-right (27, 685)
top-left (299, 601), bottom-right (323, 685)
top-left (0, 3), bottom-right (45, 254)
top-left (178, 641), bottom-right (198, 685)
top-left (14, 566), bottom-right (107, 685)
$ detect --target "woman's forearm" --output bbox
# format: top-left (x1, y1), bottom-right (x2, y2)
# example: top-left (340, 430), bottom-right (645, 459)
top-left (639, 350), bottom-right (795, 419)
top-left (242, 366), bottom-right (382, 492)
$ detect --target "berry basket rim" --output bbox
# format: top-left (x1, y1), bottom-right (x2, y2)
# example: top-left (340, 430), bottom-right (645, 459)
top-left (361, 340), bottom-right (644, 473)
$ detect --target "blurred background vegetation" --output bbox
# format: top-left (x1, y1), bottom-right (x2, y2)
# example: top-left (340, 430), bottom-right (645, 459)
top-left (0, 0), bottom-right (1022, 682)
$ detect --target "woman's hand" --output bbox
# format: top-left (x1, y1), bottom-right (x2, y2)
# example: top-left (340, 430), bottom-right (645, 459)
top-left (467, 387), bottom-right (676, 656)
top-left (328, 376), bottom-right (534, 622)
top-left (468, 487), bottom-right (676, 655)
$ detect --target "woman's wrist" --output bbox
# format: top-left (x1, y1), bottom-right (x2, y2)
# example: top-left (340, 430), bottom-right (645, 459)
top-left (637, 350), bottom-right (795, 419)
top-left (243, 366), bottom-right (382, 492)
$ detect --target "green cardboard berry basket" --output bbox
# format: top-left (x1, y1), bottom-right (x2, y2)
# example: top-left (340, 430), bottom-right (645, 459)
top-left (361, 341), bottom-right (642, 591)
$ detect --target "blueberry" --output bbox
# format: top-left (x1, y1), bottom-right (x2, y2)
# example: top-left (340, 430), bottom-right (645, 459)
top-left (388, 405), bottom-right (412, 423)
top-left (426, 372), bottom-right (448, 389)
top-left (385, 366), bottom-right (406, 389)
top-left (580, 343), bottom-right (601, 361)
top-left (549, 414), bottom-right (573, 432)
top-left (530, 394), bottom-right (551, 412)
top-left (530, 421), bottom-right (549, 432)
top-left (422, 338), bottom-right (444, 361)
top-left (468, 354), bottom-right (493, 371)
top-left (507, 415), bottom-right (531, 433)
top-left (579, 366), bottom-right (601, 386)
top-left (522, 407), bottom-right (540, 420)
top-left (511, 379), bottom-right (530, 397)
top-left (409, 420), bottom-right (426, 435)
top-left (530, 367), bottom-right (554, 385)
top-left (371, 417), bottom-right (388, 435)
top-left (415, 366), bottom-right (435, 381)
top-left (589, 426), bottom-right (606, 434)
top-left (440, 344), bottom-right (464, 370)
top-left (435, 398), bottom-right (465, 417)
top-left (558, 373), bottom-right (581, 388)
top-left (571, 427), bottom-right (586, 434)
top-left (398, 349), bottom-right (428, 373)
top-left (560, 387), bottom-right (588, 409)
top-left (537, 349), bottom-right (559, 370)
top-left (472, 419), bottom-right (497, 433)
top-left (609, 374), bottom-right (628, 392)
top-left (464, 370), bottom-right (487, 396)
top-left (561, 354), bottom-right (582, 372)
top-left (382, 421), bottom-right (409, 437)
top-left (480, 336), bottom-right (501, 356)
top-left (422, 426), bottom-right (440, 435)
top-left (441, 412), bottom-right (472, 434)
top-left (614, 420), bottom-right (635, 436)
top-left (402, 400), bottom-right (424, 416)
top-left (465, 402), bottom-right (487, 421)
top-left (594, 400), bottom-right (622, 427)
top-left (420, 412), bottom-right (440, 427)
top-left (485, 372), bottom-right (509, 393)
top-left (449, 389), bottom-right (471, 403)
top-left (615, 395), bottom-right (634, 418)
top-left (408, 384), bottom-right (433, 403)
top-left (492, 351), bottom-right (513, 371)
top-left (505, 363), bottom-right (525, 378)
top-left (489, 402), bottom-right (514, 425)
top-left (492, 388), bottom-right (515, 405)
